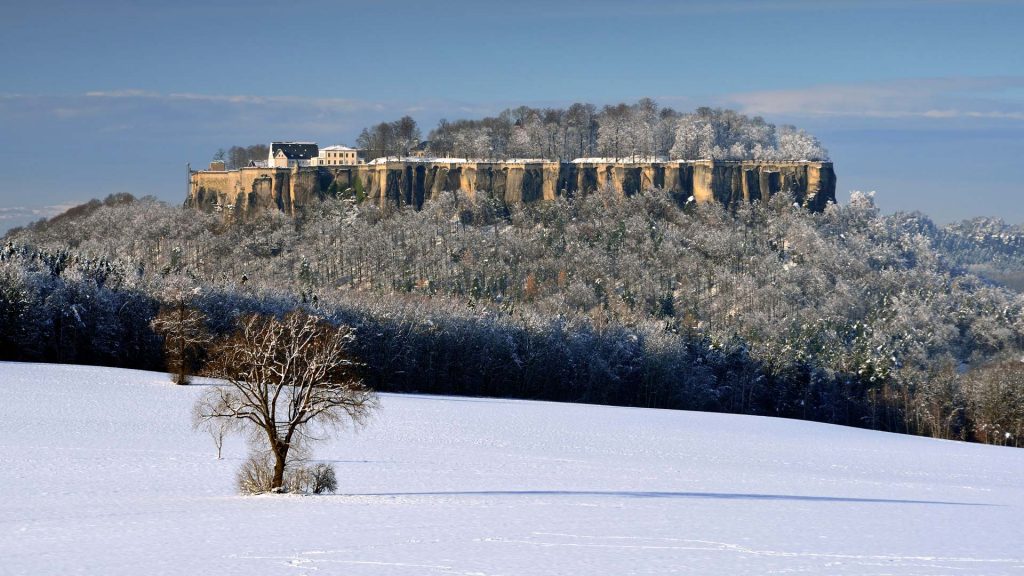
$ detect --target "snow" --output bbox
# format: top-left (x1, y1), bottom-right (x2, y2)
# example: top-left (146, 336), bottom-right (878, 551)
top-left (2, 362), bottom-right (1024, 575)
top-left (364, 157), bottom-right (554, 165)
top-left (571, 156), bottom-right (669, 163)
top-left (366, 156), bottom-right (470, 164)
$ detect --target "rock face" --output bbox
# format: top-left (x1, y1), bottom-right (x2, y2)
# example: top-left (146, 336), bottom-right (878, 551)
top-left (187, 160), bottom-right (836, 216)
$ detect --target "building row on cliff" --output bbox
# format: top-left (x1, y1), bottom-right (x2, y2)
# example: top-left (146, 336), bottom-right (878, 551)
top-left (205, 142), bottom-right (365, 172)
top-left (269, 142), bottom-right (363, 168)
top-left (188, 159), bottom-right (837, 217)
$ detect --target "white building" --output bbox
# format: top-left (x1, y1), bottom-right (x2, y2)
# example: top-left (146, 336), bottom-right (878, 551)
top-left (268, 142), bottom-right (319, 168)
top-left (311, 145), bottom-right (361, 166)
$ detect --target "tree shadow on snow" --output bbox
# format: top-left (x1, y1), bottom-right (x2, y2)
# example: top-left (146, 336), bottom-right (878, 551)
top-left (344, 490), bottom-right (993, 506)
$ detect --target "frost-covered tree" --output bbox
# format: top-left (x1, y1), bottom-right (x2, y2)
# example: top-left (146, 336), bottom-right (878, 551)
top-left (150, 285), bottom-right (210, 385)
top-left (776, 125), bottom-right (829, 161)
top-left (669, 108), bottom-right (827, 161)
top-left (965, 357), bottom-right (1024, 446)
top-left (654, 107), bottom-right (680, 158)
top-left (455, 125), bottom-right (492, 159)
top-left (509, 110), bottom-right (545, 159)
top-left (597, 103), bottom-right (630, 159)
top-left (565, 102), bottom-right (599, 159)
top-left (670, 108), bottom-right (719, 159)
top-left (414, 100), bottom-right (825, 162)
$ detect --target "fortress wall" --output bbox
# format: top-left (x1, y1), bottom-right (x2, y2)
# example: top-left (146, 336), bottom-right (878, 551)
top-left (189, 167), bottom-right (292, 216)
top-left (188, 160), bottom-right (836, 216)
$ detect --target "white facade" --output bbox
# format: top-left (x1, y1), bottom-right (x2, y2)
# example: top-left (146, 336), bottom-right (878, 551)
top-left (270, 149), bottom-right (291, 168)
top-left (267, 142), bottom-right (319, 168)
top-left (311, 145), bottom-right (361, 166)
top-left (270, 150), bottom-right (314, 168)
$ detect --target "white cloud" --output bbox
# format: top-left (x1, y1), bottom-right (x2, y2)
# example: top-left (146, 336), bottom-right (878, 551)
top-left (724, 77), bottom-right (1024, 121)
top-left (84, 89), bottom-right (159, 98)
top-left (82, 89), bottom-right (385, 113)
top-left (0, 202), bottom-right (82, 223)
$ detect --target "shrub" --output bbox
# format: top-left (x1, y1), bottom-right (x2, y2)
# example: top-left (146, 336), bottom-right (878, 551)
top-left (287, 463), bottom-right (338, 495)
top-left (310, 464), bottom-right (338, 494)
top-left (236, 451), bottom-right (276, 495)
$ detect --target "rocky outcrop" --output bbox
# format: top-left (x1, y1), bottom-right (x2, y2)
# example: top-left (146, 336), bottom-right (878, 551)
top-left (187, 160), bottom-right (836, 217)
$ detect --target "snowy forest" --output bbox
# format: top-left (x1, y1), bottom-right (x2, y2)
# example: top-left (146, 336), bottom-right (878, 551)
top-left (355, 101), bottom-right (828, 161)
top-left (3, 187), bottom-right (1024, 446)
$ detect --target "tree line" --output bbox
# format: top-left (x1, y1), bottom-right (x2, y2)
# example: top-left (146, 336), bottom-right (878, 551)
top-left (3, 188), bottom-right (1023, 446)
top-left (356, 101), bottom-right (828, 162)
top-left (212, 144), bottom-right (269, 169)
top-left (212, 102), bottom-right (828, 165)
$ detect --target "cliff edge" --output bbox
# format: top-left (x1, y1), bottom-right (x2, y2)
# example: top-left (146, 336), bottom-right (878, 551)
top-left (186, 160), bottom-right (836, 216)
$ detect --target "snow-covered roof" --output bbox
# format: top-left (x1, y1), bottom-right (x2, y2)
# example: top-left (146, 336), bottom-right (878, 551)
top-left (321, 145), bottom-right (358, 151)
top-left (270, 142), bottom-right (319, 159)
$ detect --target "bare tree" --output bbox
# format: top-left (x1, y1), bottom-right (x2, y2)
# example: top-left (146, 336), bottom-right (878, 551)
top-left (196, 311), bottom-right (377, 492)
top-left (192, 393), bottom-right (238, 459)
top-left (357, 117), bottom-right (420, 158)
top-left (394, 116), bottom-right (421, 156)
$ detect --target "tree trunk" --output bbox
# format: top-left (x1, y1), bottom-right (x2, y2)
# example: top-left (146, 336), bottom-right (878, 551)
top-left (271, 444), bottom-right (288, 491)
top-left (175, 301), bottom-right (187, 385)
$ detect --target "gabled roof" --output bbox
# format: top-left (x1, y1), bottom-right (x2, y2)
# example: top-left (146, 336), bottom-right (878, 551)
top-left (270, 142), bottom-right (319, 159)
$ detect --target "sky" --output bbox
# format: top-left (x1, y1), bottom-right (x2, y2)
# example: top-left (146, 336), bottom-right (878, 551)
top-left (1, 0), bottom-right (1023, 230)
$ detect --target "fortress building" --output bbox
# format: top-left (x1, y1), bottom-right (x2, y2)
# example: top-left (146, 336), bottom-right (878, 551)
top-left (188, 146), bottom-right (836, 217)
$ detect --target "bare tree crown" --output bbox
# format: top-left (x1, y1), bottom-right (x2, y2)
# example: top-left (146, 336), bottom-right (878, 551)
top-left (195, 311), bottom-right (377, 491)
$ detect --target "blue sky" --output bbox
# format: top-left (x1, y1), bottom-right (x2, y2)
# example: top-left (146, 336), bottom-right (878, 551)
top-left (2, 0), bottom-right (1023, 229)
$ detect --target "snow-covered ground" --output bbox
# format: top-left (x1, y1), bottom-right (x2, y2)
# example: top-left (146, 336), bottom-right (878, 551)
top-left (2, 362), bottom-right (1023, 575)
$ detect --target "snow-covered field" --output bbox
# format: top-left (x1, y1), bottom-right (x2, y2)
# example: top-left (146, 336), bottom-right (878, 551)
top-left (2, 362), bottom-right (1023, 575)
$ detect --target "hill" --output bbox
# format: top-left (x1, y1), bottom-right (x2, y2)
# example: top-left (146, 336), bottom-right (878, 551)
top-left (3, 190), bottom-right (1024, 445)
top-left (2, 362), bottom-right (1023, 575)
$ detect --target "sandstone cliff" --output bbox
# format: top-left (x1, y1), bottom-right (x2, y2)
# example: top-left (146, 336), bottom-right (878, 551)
top-left (187, 160), bottom-right (836, 216)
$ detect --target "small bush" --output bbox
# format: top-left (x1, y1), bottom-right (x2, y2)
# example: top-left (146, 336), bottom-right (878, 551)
top-left (236, 451), bottom-right (275, 495)
top-left (309, 463), bottom-right (338, 494)
top-left (236, 451), bottom-right (338, 495)
top-left (286, 463), bottom-right (338, 495)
